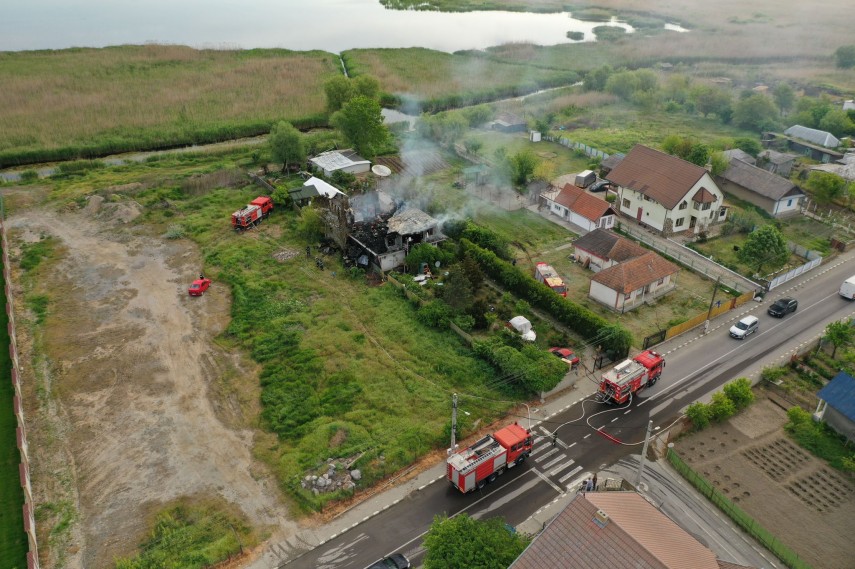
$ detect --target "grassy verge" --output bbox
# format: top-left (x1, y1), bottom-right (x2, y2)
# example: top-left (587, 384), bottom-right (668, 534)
top-left (785, 407), bottom-right (855, 473)
top-left (0, 227), bottom-right (28, 567)
top-left (0, 45), bottom-right (340, 166)
top-left (115, 498), bottom-right (258, 569)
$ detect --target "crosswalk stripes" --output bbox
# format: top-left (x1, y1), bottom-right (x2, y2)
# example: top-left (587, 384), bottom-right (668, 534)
top-left (540, 454), bottom-right (566, 470)
top-left (533, 436), bottom-right (544, 446)
top-left (550, 459), bottom-right (575, 477)
top-left (560, 466), bottom-right (583, 484)
top-left (534, 447), bottom-right (559, 462)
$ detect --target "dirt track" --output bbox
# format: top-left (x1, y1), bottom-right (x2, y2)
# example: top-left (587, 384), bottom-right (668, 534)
top-left (8, 199), bottom-right (295, 568)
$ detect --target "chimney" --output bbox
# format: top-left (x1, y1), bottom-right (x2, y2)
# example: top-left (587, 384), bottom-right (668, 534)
top-left (592, 509), bottom-right (610, 529)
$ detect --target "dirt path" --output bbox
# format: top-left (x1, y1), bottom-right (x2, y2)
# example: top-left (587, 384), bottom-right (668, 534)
top-left (8, 203), bottom-right (296, 568)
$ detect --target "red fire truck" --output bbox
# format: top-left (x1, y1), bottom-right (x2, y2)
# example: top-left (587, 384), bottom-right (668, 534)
top-left (231, 196), bottom-right (274, 231)
top-left (597, 350), bottom-right (665, 405)
top-left (534, 262), bottom-right (567, 297)
top-left (447, 423), bottom-right (532, 493)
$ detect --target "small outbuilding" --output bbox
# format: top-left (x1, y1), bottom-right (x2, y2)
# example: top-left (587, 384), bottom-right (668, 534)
top-left (309, 149), bottom-right (371, 177)
top-left (815, 371), bottom-right (855, 443)
top-left (717, 159), bottom-right (805, 217)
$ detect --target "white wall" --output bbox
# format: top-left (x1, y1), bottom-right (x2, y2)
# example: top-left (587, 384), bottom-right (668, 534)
top-left (772, 195), bottom-right (803, 217)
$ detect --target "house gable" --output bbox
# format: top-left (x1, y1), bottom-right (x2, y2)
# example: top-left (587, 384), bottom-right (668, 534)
top-left (606, 145), bottom-right (709, 210)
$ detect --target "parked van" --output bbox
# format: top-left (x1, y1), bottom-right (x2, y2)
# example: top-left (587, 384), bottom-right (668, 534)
top-left (575, 170), bottom-right (596, 189)
top-left (729, 315), bottom-right (759, 339)
top-left (840, 276), bottom-right (855, 299)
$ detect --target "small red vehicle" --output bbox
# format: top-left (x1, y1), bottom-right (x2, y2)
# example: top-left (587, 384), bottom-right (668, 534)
top-left (188, 278), bottom-right (212, 296)
top-left (549, 347), bottom-right (580, 369)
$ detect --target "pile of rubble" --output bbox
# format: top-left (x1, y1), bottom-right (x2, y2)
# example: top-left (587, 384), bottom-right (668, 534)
top-left (301, 458), bottom-right (363, 495)
top-left (272, 248), bottom-right (300, 262)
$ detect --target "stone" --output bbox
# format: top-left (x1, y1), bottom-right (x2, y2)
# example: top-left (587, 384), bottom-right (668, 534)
top-left (350, 469), bottom-right (362, 481)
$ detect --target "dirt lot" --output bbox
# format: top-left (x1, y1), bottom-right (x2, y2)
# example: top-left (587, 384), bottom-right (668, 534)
top-left (7, 194), bottom-right (296, 568)
top-left (674, 395), bottom-right (855, 569)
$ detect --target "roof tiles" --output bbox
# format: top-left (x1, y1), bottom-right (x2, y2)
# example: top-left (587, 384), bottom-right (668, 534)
top-left (591, 252), bottom-right (679, 293)
top-left (606, 145), bottom-right (709, 209)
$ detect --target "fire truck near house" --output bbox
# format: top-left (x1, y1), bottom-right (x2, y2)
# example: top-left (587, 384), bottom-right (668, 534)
top-left (447, 423), bottom-right (532, 493)
top-left (534, 262), bottom-right (567, 297)
top-left (597, 350), bottom-right (665, 405)
top-left (231, 196), bottom-right (274, 231)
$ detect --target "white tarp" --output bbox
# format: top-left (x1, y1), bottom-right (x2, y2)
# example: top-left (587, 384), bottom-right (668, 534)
top-left (508, 316), bottom-right (536, 341)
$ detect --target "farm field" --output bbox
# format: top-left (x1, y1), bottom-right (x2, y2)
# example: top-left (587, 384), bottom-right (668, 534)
top-left (674, 394), bottom-right (855, 569)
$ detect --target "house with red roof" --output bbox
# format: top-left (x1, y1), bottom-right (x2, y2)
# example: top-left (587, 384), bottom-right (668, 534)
top-left (606, 145), bottom-right (728, 236)
top-left (510, 491), bottom-right (756, 569)
top-left (541, 183), bottom-right (617, 232)
top-left (590, 251), bottom-right (680, 312)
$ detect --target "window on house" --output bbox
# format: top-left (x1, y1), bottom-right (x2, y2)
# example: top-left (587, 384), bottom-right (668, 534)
top-left (679, 201), bottom-right (688, 210)
top-left (693, 202), bottom-right (700, 210)
top-left (719, 206), bottom-right (727, 217)
top-left (675, 217), bottom-right (684, 227)
top-left (702, 202), bottom-right (711, 210)
top-left (622, 198), bottom-right (630, 208)
top-left (787, 199), bottom-right (793, 206)
top-left (657, 278), bottom-right (665, 285)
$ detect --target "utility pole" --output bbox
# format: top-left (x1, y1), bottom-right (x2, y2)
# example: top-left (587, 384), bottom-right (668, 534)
top-left (448, 393), bottom-right (458, 456)
top-left (635, 419), bottom-right (654, 487)
top-left (706, 276), bottom-right (721, 320)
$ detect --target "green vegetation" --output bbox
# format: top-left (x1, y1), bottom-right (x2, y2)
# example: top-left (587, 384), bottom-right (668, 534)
top-left (0, 250), bottom-right (28, 569)
top-left (423, 513), bottom-right (531, 569)
top-left (0, 45), bottom-right (340, 167)
top-left (685, 378), bottom-right (754, 430)
top-left (20, 237), bottom-right (55, 271)
top-left (785, 407), bottom-right (855, 473)
top-left (115, 499), bottom-right (257, 569)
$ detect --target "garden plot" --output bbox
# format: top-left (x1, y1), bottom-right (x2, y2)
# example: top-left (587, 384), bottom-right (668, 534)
top-left (674, 396), bottom-right (855, 569)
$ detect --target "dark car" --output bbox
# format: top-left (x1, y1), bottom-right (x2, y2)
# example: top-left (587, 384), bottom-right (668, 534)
top-left (588, 179), bottom-right (612, 192)
top-left (549, 347), bottom-right (580, 369)
top-left (767, 298), bottom-right (798, 317)
top-left (366, 554), bottom-right (410, 569)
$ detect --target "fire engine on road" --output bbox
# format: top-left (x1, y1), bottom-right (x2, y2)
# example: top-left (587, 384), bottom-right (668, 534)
top-left (447, 423), bottom-right (532, 493)
top-left (597, 350), bottom-right (665, 405)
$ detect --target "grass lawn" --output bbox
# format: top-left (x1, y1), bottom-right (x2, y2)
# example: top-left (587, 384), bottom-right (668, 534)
top-left (0, 235), bottom-right (28, 567)
top-left (527, 241), bottom-right (720, 344)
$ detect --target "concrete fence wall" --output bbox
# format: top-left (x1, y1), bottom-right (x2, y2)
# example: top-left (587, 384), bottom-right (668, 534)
top-left (1, 219), bottom-right (40, 569)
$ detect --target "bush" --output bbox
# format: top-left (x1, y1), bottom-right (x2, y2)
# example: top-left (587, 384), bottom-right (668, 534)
top-left (723, 377), bottom-right (754, 409)
top-left (709, 391), bottom-right (736, 422)
top-left (686, 402), bottom-right (710, 430)
top-left (20, 169), bottom-right (39, 182)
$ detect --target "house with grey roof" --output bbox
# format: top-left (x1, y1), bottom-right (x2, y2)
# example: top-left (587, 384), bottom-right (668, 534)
top-left (309, 149), bottom-right (371, 177)
top-left (606, 145), bottom-right (728, 236)
top-left (717, 159), bottom-right (804, 217)
top-left (815, 371), bottom-right (855, 443)
top-left (809, 152), bottom-right (855, 183)
top-left (756, 149), bottom-right (797, 177)
top-left (722, 148), bottom-right (756, 166)
top-left (781, 125), bottom-right (844, 163)
top-left (510, 491), bottom-right (756, 569)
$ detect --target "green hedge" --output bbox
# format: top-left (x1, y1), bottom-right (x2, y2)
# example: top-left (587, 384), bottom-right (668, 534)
top-left (458, 239), bottom-right (632, 356)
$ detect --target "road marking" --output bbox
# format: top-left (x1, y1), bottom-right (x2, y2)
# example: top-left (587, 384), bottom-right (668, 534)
top-left (623, 409), bottom-right (632, 414)
top-left (533, 436), bottom-right (544, 445)
top-left (538, 426), bottom-right (551, 436)
top-left (550, 459), bottom-right (575, 476)
top-left (533, 468), bottom-right (563, 494)
top-left (559, 465), bottom-right (583, 483)
top-left (541, 454), bottom-right (567, 470)
top-left (566, 442), bottom-right (577, 449)
top-left (610, 417), bottom-right (618, 423)
top-left (534, 447), bottom-right (559, 462)
top-left (583, 433), bottom-right (591, 439)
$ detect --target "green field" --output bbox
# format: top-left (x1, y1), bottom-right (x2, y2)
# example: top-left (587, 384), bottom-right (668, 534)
top-left (0, 227), bottom-right (28, 568)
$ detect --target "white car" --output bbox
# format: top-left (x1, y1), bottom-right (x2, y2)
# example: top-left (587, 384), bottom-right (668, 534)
top-left (729, 315), bottom-right (759, 339)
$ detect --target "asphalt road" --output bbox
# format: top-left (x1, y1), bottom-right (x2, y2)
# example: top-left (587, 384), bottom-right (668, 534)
top-left (277, 252), bottom-right (855, 569)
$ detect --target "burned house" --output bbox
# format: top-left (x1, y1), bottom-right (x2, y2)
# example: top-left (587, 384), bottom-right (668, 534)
top-left (321, 189), bottom-right (447, 273)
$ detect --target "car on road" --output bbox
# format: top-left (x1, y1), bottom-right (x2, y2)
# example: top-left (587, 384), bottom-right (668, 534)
top-left (549, 347), bottom-right (580, 368)
top-left (588, 179), bottom-right (612, 192)
top-left (840, 275), bottom-right (855, 299)
top-left (729, 315), bottom-right (759, 339)
top-left (188, 277), bottom-right (212, 296)
top-left (365, 554), bottom-right (410, 569)
top-left (767, 297), bottom-right (798, 317)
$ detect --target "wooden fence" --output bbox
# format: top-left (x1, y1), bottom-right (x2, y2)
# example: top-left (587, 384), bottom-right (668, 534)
top-left (665, 290), bottom-right (756, 340)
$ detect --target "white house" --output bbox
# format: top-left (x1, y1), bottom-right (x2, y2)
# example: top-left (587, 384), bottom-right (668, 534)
top-left (589, 252), bottom-right (680, 313)
top-left (309, 149), bottom-right (371, 177)
top-left (606, 145), bottom-right (728, 236)
top-left (717, 159), bottom-right (804, 217)
top-left (541, 183), bottom-right (617, 233)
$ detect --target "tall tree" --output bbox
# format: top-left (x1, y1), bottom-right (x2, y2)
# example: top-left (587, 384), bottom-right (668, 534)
top-left (510, 149), bottom-right (539, 186)
top-left (732, 94), bottom-right (780, 132)
top-left (331, 95), bottom-right (389, 158)
top-left (819, 109), bottom-right (855, 138)
top-left (324, 75), bottom-right (355, 113)
top-left (423, 514), bottom-right (530, 569)
top-left (824, 321), bottom-right (854, 357)
top-left (737, 224), bottom-right (789, 274)
top-left (440, 264), bottom-right (475, 312)
top-left (807, 171), bottom-right (846, 204)
top-left (268, 121), bottom-right (306, 172)
top-left (710, 151), bottom-right (729, 176)
top-left (352, 75), bottom-right (380, 100)
top-left (686, 143), bottom-right (710, 167)
top-left (772, 83), bottom-right (795, 116)
top-left (689, 84), bottom-right (732, 119)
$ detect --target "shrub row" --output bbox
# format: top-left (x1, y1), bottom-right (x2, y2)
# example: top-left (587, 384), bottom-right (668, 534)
top-left (685, 378), bottom-right (754, 429)
top-left (0, 115), bottom-right (327, 168)
top-left (458, 239), bottom-right (633, 356)
top-left (472, 337), bottom-right (566, 393)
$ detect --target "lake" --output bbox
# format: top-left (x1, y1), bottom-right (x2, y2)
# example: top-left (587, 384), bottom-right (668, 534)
top-left (5, 0), bottom-right (642, 53)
